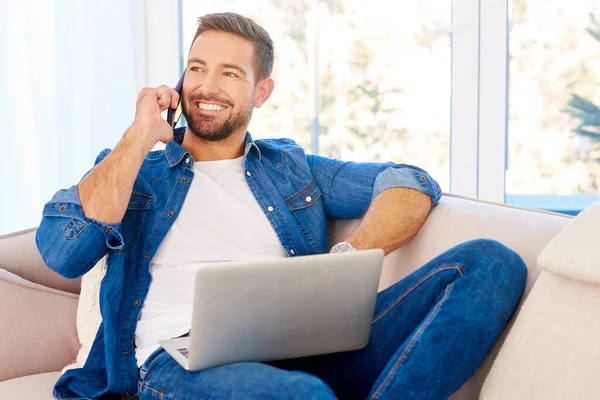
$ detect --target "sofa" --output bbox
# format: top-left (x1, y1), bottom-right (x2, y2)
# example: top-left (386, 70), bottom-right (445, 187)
top-left (480, 199), bottom-right (600, 399)
top-left (0, 194), bottom-right (573, 399)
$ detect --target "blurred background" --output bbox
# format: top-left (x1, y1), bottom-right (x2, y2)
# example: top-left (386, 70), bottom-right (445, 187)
top-left (1, 0), bottom-right (600, 235)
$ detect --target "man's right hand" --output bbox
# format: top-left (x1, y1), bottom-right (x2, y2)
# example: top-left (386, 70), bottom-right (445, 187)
top-left (77, 85), bottom-right (180, 225)
top-left (132, 85), bottom-right (181, 147)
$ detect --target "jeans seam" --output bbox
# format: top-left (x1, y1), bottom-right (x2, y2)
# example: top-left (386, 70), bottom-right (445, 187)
top-left (53, 395), bottom-right (92, 400)
top-left (139, 381), bottom-right (164, 398)
top-left (141, 356), bottom-right (164, 385)
top-left (370, 284), bottom-right (454, 400)
top-left (372, 264), bottom-right (464, 325)
top-left (139, 346), bottom-right (166, 382)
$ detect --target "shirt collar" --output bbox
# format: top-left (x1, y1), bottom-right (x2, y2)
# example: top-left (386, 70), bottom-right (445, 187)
top-left (165, 128), bottom-right (261, 168)
top-left (165, 127), bottom-right (190, 167)
top-left (243, 131), bottom-right (262, 160)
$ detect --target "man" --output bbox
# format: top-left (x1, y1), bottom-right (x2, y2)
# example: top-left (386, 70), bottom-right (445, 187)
top-left (37, 12), bottom-right (527, 400)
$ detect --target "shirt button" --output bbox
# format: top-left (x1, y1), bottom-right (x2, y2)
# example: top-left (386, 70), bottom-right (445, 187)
top-left (181, 177), bottom-right (188, 183)
top-left (106, 227), bottom-right (113, 233)
top-left (267, 206), bottom-right (274, 212)
top-left (123, 349), bottom-right (129, 355)
top-left (306, 196), bottom-right (312, 203)
top-left (167, 211), bottom-right (174, 217)
top-left (246, 171), bottom-right (252, 177)
top-left (59, 206), bottom-right (66, 212)
top-left (185, 158), bottom-right (190, 164)
top-left (134, 300), bottom-right (141, 306)
top-left (125, 393), bottom-right (131, 396)
top-left (144, 254), bottom-right (150, 260)
top-left (290, 249), bottom-right (295, 255)
top-left (419, 176), bottom-right (427, 182)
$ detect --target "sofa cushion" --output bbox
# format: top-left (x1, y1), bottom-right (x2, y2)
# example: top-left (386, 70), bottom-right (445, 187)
top-left (0, 271), bottom-right (79, 382)
top-left (0, 371), bottom-right (140, 399)
top-left (480, 272), bottom-right (600, 399)
top-left (538, 200), bottom-right (600, 284)
top-left (0, 268), bottom-right (30, 284)
top-left (0, 372), bottom-right (61, 400)
top-left (62, 256), bottom-right (107, 374)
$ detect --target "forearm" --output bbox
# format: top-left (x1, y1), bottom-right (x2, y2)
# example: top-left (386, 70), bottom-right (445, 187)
top-left (344, 187), bottom-right (432, 255)
top-left (77, 126), bottom-right (155, 224)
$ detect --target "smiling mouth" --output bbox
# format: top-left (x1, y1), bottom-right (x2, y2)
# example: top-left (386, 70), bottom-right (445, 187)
top-left (195, 102), bottom-right (228, 112)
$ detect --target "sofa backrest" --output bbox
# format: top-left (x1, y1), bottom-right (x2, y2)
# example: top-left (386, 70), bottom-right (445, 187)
top-left (0, 194), bottom-right (572, 297)
top-left (329, 194), bottom-right (573, 294)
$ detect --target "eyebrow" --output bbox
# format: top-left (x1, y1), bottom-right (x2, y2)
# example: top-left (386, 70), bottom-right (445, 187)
top-left (187, 57), bottom-right (247, 76)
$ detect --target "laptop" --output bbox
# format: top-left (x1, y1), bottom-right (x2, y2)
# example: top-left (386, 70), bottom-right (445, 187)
top-left (158, 249), bottom-right (385, 371)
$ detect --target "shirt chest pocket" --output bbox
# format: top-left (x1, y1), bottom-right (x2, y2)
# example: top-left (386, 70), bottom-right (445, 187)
top-left (114, 192), bottom-right (153, 258)
top-left (284, 179), bottom-right (322, 211)
top-left (284, 179), bottom-right (327, 254)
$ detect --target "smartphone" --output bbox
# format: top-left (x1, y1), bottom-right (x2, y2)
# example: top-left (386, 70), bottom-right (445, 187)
top-left (167, 70), bottom-right (186, 128)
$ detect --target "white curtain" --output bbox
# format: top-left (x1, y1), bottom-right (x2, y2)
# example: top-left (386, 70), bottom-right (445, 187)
top-left (0, 0), bottom-right (142, 235)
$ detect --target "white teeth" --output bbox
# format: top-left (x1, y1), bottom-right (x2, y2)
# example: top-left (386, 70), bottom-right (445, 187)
top-left (197, 102), bottom-right (225, 111)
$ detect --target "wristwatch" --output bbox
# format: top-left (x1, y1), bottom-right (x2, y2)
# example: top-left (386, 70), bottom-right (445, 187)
top-left (330, 241), bottom-right (357, 253)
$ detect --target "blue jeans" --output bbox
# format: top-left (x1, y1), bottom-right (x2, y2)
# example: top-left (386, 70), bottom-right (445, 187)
top-left (137, 239), bottom-right (527, 400)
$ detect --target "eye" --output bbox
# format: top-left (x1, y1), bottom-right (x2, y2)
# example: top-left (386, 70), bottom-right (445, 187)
top-left (224, 71), bottom-right (238, 78)
top-left (189, 66), bottom-right (204, 73)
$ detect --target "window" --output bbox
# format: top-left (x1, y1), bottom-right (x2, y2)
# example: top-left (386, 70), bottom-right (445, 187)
top-left (505, 0), bottom-right (600, 213)
top-left (318, 1), bottom-right (451, 192)
top-left (0, 1), bottom-right (142, 235)
top-left (181, 0), bottom-right (452, 191)
top-left (12, 1), bottom-right (594, 235)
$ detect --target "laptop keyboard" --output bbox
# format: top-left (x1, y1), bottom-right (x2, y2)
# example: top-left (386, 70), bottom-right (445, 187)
top-left (177, 348), bottom-right (189, 358)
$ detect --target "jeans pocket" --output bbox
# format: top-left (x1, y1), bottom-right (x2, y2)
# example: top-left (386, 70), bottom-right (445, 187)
top-left (139, 347), bottom-right (166, 381)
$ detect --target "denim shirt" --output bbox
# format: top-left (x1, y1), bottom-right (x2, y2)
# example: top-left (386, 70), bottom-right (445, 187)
top-left (36, 128), bottom-right (442, 399)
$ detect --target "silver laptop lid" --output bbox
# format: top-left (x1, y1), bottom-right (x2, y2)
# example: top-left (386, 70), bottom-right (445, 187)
top-left (185, 249), bottom-right (384, 370)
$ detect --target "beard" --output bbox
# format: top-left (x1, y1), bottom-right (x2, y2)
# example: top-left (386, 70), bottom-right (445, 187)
top-left (182, 95), bottom-right (253, 142)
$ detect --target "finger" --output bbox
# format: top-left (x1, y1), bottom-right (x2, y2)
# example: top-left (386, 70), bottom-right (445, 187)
top-left (156, 85), bottom-right (171, 99)
top-left (136, 87), bottom-right (153, 106)
top-left (155, 86), bottom-right (172, 109)
top-left (169, 88), bottom-right (180, 109)
top-left (151, 92), bottom-right (169, 111)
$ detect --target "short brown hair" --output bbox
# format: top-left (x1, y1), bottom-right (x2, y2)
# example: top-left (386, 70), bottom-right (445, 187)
top-left (192, 12), bottom-right (274, 80)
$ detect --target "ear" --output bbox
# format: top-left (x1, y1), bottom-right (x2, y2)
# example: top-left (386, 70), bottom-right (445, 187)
top-left (253, 77), bottom-right (275, 108)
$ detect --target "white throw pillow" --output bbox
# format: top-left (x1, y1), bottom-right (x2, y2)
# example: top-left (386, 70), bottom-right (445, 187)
top-left (61, 256), bottom-right (106, 373)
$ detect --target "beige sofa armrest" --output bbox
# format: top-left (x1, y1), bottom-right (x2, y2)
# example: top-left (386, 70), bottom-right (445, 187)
top-left (0, 270), bottom-right (80, 382)
top-left (481, 271), bottom-right (600, 400)
top-left (0, 228), bottom-right (81, 294)
top-left (481, 201), bottom-right (600, 399)
top-left (538, 200), bottom-right (600, 284)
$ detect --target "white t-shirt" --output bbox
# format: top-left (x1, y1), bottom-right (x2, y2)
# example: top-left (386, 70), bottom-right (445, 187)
top-left (134, 155), bottom-right (287, 367)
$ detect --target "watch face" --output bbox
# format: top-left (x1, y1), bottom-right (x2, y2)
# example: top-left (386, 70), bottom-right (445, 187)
top-left (332, 242), bottom-right (354, 253)
top-left (339, 243), bottom-right (351, 252)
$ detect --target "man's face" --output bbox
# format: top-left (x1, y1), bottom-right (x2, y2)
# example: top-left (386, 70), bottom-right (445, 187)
top-left (181, 30), bottom-right (259, 142)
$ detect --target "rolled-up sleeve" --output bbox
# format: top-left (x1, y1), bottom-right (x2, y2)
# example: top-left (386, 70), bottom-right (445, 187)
top-left (35, 148), bottom-right (122, 279)
top-left (372, 164), bottom-right (442, 209)
top-left (307, 153), bottom-right (442, 220)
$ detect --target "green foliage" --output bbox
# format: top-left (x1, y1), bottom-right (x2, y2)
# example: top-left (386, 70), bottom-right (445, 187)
top-left (566, 94), bottom-right (600, 138)
top-left (586, 13), bottom-right (600, 42)
top-left (566, 14), bottom-right (600, 146)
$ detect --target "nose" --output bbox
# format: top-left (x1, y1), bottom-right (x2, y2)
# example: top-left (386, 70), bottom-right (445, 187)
top-left (198, 72), bottom-right (220, 97)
